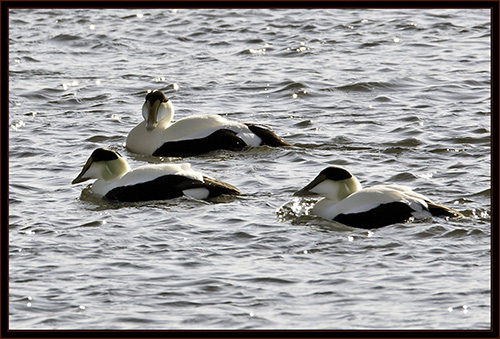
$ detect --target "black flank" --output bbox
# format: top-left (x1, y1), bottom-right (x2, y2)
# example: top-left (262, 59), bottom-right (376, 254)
top-left (105, 175), bottom-right (189, 202)
top-left (333, 202), bottom-right (415, 229)
top-left (153, 129), bottom-right (247, 157)
top-left (104, 174), bottom-right (240, 202)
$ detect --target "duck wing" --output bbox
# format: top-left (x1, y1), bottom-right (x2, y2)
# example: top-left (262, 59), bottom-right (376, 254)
top-left (313, 185), bottom-right (462, 228)
top-left (312, 186), bottom-right (420, 228)
top-left (105, 174), bottom-right (240, 202)
top-left (381, 185), bottom-right (463, 217)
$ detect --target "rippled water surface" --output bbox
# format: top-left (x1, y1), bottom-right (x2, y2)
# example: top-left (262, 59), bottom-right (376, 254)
top-left (8, 8), bottom-right (491, 330)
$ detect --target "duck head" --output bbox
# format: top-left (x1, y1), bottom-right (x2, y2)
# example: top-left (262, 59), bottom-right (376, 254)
top-left (142, 90), bottom-right (175, 131)
top-left (72, 148), bottom-right (131, 184)
top-left (294, 166), bottom-right (362, 202)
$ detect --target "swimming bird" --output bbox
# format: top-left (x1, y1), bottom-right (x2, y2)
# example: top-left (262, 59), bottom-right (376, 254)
top-left (71, 148), bottom-right (241, 202)
top-left (126, 90), bottom-right (291, 156)
top-left (294, 166), bottom-right (463, 229)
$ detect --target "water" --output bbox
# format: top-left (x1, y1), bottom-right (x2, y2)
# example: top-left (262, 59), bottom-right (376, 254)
top-left (8, 8), bottom-right (491, 330)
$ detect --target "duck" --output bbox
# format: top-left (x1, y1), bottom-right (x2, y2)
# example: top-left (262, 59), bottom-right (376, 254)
top-left (71, 148), bottom-right (241, 202)
top-left (294, 166), bottom-right (463, 229)
top-left (125, 90), bottom-right (291, 157)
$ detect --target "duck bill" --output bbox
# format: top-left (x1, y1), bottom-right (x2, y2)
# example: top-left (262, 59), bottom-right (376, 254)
top-left (146, 100), bottom-right (161, 131)
top-left (71, 156), bottom-right (93, 184)
top-left (293, 174), bottom-right (325, 197)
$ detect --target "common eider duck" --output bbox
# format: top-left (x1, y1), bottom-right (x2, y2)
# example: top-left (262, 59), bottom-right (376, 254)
top-left (126, 90), bottom-right (291, 156)
top-left (72, 148), bottom-right (241, 202)
top-left (294, 166), bottom-right (463, 229)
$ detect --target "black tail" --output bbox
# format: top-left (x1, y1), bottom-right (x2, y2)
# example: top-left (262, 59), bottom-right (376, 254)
top-left (246, 124), bottom-right (292, 147)
top-left (427, 202), bottom-right (464, 218)
top-left (202, 176), bottom-right (242, 197)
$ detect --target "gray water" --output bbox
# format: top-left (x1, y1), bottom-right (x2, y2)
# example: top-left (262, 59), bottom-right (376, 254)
top-left (8, 8), bottom-right (491, 330)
